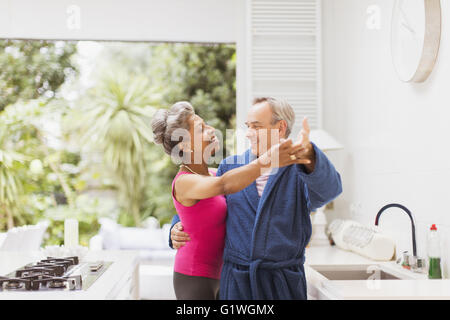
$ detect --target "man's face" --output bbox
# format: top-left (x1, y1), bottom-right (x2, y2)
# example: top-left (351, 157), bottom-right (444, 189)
top-left (245, 102), bottom-right (285, 156)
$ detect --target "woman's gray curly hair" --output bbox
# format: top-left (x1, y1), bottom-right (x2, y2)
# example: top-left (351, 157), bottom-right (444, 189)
top-left (151, 101), bottom-right (195, 155)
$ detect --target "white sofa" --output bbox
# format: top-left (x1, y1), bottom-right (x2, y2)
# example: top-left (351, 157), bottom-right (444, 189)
top-left (0, 220), bottom-right (49, 251)
top-left (90, 217), bottom-right (176, 299)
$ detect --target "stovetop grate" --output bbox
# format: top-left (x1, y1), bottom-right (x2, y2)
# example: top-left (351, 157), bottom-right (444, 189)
top-left (0, 257), bottom-right (113, 292)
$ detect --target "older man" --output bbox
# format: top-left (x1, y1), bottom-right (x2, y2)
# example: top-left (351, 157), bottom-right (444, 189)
top-left (169, 97), bottom-right (342, 300)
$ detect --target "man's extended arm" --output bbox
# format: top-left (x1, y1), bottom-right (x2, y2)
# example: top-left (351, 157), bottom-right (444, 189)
top-left (297, 142), bottom-right (343, 211)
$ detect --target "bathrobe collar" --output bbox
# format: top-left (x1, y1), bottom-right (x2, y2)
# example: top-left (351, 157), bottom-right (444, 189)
top-left (241, 149), bottom-right (289, 216)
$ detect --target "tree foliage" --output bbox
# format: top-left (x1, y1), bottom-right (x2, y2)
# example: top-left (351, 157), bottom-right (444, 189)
top-left (144, 43), bottom-right (236, 225)
top-left (76, 42), bottom-right (236, 226)
top-left (0, 40), bottom-right (77, 111)
top-left (68, 71), bottom-right (159, 226)
top-left (150, 43), bottom-right (236, 141)
top-left (0, 41), bottom-right (236, 241)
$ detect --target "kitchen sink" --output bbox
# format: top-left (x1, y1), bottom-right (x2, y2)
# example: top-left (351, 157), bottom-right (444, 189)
top-left (308, 264), bottom-right (414, 281)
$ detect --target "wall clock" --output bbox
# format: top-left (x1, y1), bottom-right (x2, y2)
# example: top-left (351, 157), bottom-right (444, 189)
top-left (391, 0), bottom-right (441, 83)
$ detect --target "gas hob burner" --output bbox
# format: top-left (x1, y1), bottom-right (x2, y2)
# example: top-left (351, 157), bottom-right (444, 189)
top-left (15, 256), bottom-right (79, 278)
top-left (5, 280), bottom-right (24, 290)
top-left (30, 274), bottom-right (83, 291)
top-left (0, 257), bottom-right (112, 292)
top-left (48, 280), bottom-right (66, 289)
top-left (0, 277), bottom-right (32, 291)
top-left (41, 256), bottom-right (79, 265)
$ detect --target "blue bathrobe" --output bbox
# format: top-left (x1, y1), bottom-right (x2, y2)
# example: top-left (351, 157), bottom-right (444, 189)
top-left (169, 142), bottom-right (342, 300)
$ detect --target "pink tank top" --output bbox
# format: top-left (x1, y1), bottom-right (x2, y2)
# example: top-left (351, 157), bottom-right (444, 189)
top-left (171, 170), bottom-right (227, 279)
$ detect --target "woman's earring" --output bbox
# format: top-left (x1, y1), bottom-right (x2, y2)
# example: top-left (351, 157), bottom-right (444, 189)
top-left (181, 143), bottom-right (192, 154)
top-left (171, 143), bottom-right (192, 165)
top-left (180, 144), bottom-right (193, 164)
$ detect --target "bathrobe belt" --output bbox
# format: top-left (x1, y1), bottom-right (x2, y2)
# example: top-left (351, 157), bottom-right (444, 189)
top-left (223, 248), bottom-right (305, 299)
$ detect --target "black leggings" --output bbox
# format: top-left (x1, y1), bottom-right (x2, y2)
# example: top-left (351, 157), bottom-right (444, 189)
top-left (173, 272), bottom-right (220, 300)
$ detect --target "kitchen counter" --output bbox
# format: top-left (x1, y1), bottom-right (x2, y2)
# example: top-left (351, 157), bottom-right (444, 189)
top-left (305, 246), bottom-right (450, 300)
top-left (5, 246), bottom-right (448, 299)
top-left (0, 250), bottom-right (140, 300)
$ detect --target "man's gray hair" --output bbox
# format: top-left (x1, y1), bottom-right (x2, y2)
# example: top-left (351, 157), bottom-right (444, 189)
top-left (253, 97), bottom-right (295, 137)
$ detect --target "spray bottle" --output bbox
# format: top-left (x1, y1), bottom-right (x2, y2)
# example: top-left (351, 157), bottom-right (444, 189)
top-left (427, 224), bottom-right (442, 279)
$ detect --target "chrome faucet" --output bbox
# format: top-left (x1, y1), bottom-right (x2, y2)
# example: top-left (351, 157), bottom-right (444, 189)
top-left (375, 203), bottom-right (425, 273)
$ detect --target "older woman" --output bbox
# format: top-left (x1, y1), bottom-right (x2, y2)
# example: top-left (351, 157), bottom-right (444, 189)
top-left (151, 101), bottom-right (307, 300)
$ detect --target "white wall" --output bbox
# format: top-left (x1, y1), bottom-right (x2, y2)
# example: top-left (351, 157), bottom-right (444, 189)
top-left (0, 0), bottom-right (237, 43)
top-left (322, 0), bottom-right (450, 277)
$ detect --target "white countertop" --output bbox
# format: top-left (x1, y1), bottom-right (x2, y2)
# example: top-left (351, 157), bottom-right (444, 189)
top-left (6, 246), bottom-right (447, 299)
top-left (305, 246), bottom-right (450, 300)
top-left (0, 250), bottom-right (139, 300)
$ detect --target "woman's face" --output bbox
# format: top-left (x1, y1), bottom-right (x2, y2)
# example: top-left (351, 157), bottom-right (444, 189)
top-left (184, 114), bottom-right (219, 163)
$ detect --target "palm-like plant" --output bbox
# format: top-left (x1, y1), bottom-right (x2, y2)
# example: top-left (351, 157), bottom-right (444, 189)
top-left (0, 125), bottom-right (27, 229)
top-left (69, 72), bottom-right (157, 226)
